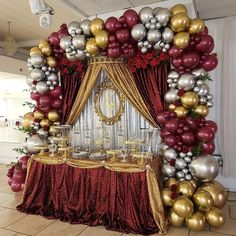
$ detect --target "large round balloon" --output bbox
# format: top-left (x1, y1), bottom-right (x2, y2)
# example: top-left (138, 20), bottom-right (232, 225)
top-left (177, 73), bottom-right (195, 91)
top-left (105, 17), bottom-right (118, 34)
top-left (188, 18), bottom-right (205, 35)
top-left (131, 23), bottom-right (146, 41)
top-left (123, 9), bottom-right (139, 29)
top-left (181, 91), bottom-right (199, 108)
top-left (139, 7), bottom-right (153, 23)
top-left (86, 38), bottom-right (99, 56)
top-left (26, 134), bottom-right (47, 153)
top-left (168, 208), bottom-right (185, 227)
top-left (185, 211), bottom-right (205, 231)
top-left (95, 30), bottom-right (109, 48)
top-left (173, 32), bottom-right (190, 49)
top-left (80, 19), bottom-right (91, 36)
top-left (90, 18), bottom-right (104, 36)
top-left (173, 196), bottom-right (194, 218)
top-left (193, 190), bottom-right (214, 212)
top-left (205, 207), bottom-right (225, 227)
top-left (171, 12), bottom-right (190, 32)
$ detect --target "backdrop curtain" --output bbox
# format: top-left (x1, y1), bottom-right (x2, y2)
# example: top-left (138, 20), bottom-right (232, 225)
top-left (206, 17), bottom-right (236, 177)
top-left (66, 58), bottom-right (158, 127)
top-left (60, 71), bottom-right (83, 124)
top-left (133, 62), bottom-right (169, 125)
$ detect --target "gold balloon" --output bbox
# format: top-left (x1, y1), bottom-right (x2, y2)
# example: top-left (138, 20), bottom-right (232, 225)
top-left (161, 188), bottom-right (173, 207)
top-left (33, 110), bottom-right (44, 120)
top-left (188, 18), bottom-right (205, 34)
top-left (205, 207), bottom-right (225, 227)
top-left (165, 177), bottom-right (178, 189)
top-left (30, 47), bottom-right (42, 56)
top-left (171, 4), bottom-right (187, 15)
top-left (22, 112), bottom-right (34, 129)
top-left (173, 196), bottom-right (194, 218)
top-left (49, 125), bottom-right (57, 136)
top-left (168, 208), bottom-right (185, 227)
top-left (173, 32), bottom-right (190, 49)
top-left (40, 119), bottom-right (50, 128)
top-left (41, 42), bottom-right (52, 56)
top-left (186, 211), bottom-right (206, 231)
top-left (95, 30), bottom-right (109, 49)
top-left (90, 18), bottom-right (104, 36)
top-left (171, 12), bottom-right (190, 32)
top-left (177, 181), bottom-right (195, 198)
top-left (86, 38), bottom-right (99, 56)
top-left (189, 179), bottom-right (198, 189)
top-left (194, 105), bottom-right (209, 117)
top-left (47, 56), bottom-right (57, 68)
top-left (181, 91), bottom-right (199, 109)
top-left (193, 190), bottom-right (214, 212)
top-left (38, 39), bottom-right (48, 49)
top-left (48, 110), bottom-right (60, 122)
top-left (174, 106), bottom-right (189, 118)
top-left (198, 181), bottom-right (228, 208)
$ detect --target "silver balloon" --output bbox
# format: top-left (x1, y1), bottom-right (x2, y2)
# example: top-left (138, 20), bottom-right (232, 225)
top-left (176, 171), bottom-right (185, 179)
top-left (184, 156), bottom-right (192, 163)
top-left (80, 19), bottom-right (91, 36)
top-left (198, 83), bottom-right (210, 96)
top-left (36, 81), bottom-right (48, 94)
top-left (151, 18), bottom-right (157, 24)
top-left (207, 101), bottom-right (214, 108)
top-left (75, 27), bottom-right (82, 35)
top-left (153, 41), bottom-right (162, 51)
top-left (150, 23), bottom-right (156, 30)
top-left (72, 35), bottom-right (86, 49)
top-left (75, 49), bottom-right (86, 60)
top-left (163, 148), bottom-right (177, 161)
top-left (207, 94), bottom-right (213, 101)
top-left (131, 24), bottom-right (146, 41)
top-left (192, 68), bottom-right (207, 77)
top-left (26, 75), bottom-right (33, 87)
top-left (189, 155), bottom-right (219, 182)
top-left (179, 152), bottom-right (186, 158)
top-left (165, 89), bottom-right (180, 103)
top-left (30, 69), bottom-right (44, 81)
top-left (175, 158), bottom-right (187, 170)
top-left (155, 8), bottom-right (171, 26)
top-left (162, 164), bottom-right (176, 177)
top-left (164, 43), bottom-right (170, 50)
top-left (182, 168), bottom-right (189, 174)
top-left (168, 70), bottom-right (179, 79)
top-left (155, 22), bottom-right (161, 29)
top-left (60, 36), bottom-right (72, 50)
top-left (47, 72), bottom-right (58, 82)
top-left (145, 22), bottom-right (151, 29)
top-left (26, 134), bottom-right (48, 153)
top-left (138, 41), bottom-right (144, 48)
top-left (162, 27), bottom-right (174, 43)
top-left (185, 174), bottom-right (192, 180)
top-left (141, 47), bottom-right (148, 54)
top-left (177, 73), bottom-right (195, 91)
top-left (196, 80), bottom-right (205, 86)
top-left (68, 21), bottom-right (80, 35)
top-left (37, 128), bottom-right (48, 137)
top-left (200, 96), bottom-right (207, 104)
top-left (147, 29), bottom-right (161, 44)
top-left (66, 52), bottom-right (76, 61)
top-left (153, 7), bottom-right (161, 15)
top-left (194, 86), bottom-right (200, 93)
top-left (139, 7), bottom-right (154, 23)
top-left (30, 54), bottom-right (45, 68)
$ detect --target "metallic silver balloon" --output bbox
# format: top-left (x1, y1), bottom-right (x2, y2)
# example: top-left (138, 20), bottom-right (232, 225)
top-left (194, 86), bottom-right (200, 93)
top-left (66, 52), bottom-right (76, 61)
top-left (131, 24), bottom-right (146, 41)
top-left (153, 41), bottom-right (162, 51)
top-left (153, 7), bottom-right (161, 15)
top-left (141, 47), bottom-right (148, 54)
top-left (30, 54), bottom-right (45, 68)
top-left (207, 101), bottom-right (214, 108)
top-left (139, 7), bottom-right (154, 23)
top-left (196, 80), bottom-right (205, 86)
top-left (30, 69), bottom-right (44, 81)
top-left (164, 43), bottom-right (170, 49)
top-left (184, 156), bottom-right (192, 163)
top-left (179, 152), bottom-right (186, 158)
top-left (145, 22), bottom-right (151, 29)
top-left (150, 23), bottom-right (156, 30)
top-left (80, 19), bottom-right (91, 36)
top-left (47, 72), bottom-right (58, 82)
top-left (163, 148), bottom-right (177, 161)
top-left (68, 21), bottom-right (81, 35)
top-left (26, 75), bottom-right (33, 87)
top-left (26, 134), bottom-right (47, 153)
top-left (175, 158), bottom-right (187, 170)
top-left (162, 164), bottom-right (176, 177)
top-left (198, 83), bottom-right (210, 96)
top-left (176, 171), bottom-right (185, 179)
top-left (185, 174), bottom-right (192, 180)
top-left (189, 155), bottom-right (219, 182)
top-left (75, 27), bottom-right (82, 35)
top-left (138, 41), bottom-right (144, 48)
top-left (36, 81), bottom-right (48, 94)
top-left (177, 73), bottom-right (195, 91)
top-left (60, 36), bottom-right (72, 50)
top-left (155, 8), bottom-right (171, 26)
top-left (162, 27), bottom-right (174, 43)
top-left (200, 96), bottom-right (207, 104)
top-left (168, 70), bottom-right (179, 79)
top-left (182, 168), bottom-right (189, 174)
top-left (151, 18), bottom-right (157, 24)
top-left (192, 68), bottom-right (207, 77)
top-left (72, 35), bottom-right (86, 49)
top-left (165, 89), bottom-right (180, 103)
top-left (207, 94), bottom-right (213, 101)
top-left (37, 128), bottom-right (48, 137)
top-left (147, 29), bottom-right (161, 44)
top-left (75, 49), bottom-right (86, 60)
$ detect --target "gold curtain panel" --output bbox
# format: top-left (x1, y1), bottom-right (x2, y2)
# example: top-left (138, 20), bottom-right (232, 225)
top-left (66, 57), bottom-right (158, 127)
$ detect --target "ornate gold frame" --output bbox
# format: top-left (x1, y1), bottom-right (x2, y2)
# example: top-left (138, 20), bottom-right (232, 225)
top-left (94, 77), bottom-right (125, 125)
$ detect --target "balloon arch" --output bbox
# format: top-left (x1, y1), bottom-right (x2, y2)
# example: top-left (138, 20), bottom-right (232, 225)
top-left (9, 3), bottom-right (227, 232)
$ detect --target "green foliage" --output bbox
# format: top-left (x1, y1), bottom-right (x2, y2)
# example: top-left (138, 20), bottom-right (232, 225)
top-left (189, 109), bottom-right (200, 118)
top-left (16, 126), bottom-right (34, 134)
top-left (13, 148), bottom-right (28, 155)
top-left (192, 143), bottom-right (203, 156)
top-left (22, 101), bottom-right (35, 109)
top-left (197, 73), bottom-right (212, 81)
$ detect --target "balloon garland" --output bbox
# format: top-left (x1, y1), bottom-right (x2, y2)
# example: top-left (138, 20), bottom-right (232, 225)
top-left (8, 3), bottom-right (227, 232)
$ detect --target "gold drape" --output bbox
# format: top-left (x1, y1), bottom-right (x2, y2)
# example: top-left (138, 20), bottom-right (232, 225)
top-left (66, 57), bottom-right (158, 127)
top-left (27, 155), bottom-right (167, 234)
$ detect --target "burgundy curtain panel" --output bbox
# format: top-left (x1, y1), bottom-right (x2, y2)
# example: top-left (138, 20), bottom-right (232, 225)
top-left (60, 71), bottom-right (83, 124)
top-left (133, 62), bottom-right (170, 126)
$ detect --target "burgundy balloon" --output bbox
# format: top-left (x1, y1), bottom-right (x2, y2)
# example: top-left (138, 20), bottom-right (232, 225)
top-left (182, 51), bottom-right (200, 69)
top-left (51, 98), bottom-right (62, 109)
top-left (202, 54), bottom-right (218, 71)
top-left (48, 32), bottom-right (60, 46)
top-left (160, 129), bottom-right (171, 139)
top-left (119, 16), bottom-right (126, 24)
top-left (115, 22), bottom-right (122, 30)
top-left (200, 26), bottom-right (208, 36)
top-left (116, 29), bottom-right (130, 43)
top-left (123, 9), bottom-right (139, 29)
top-left (49, 86), bottom-right (62, 98)
top-left (11, 182), bottom-right (22, 192)
top-left (8, 177), bottom-right (13, 186)
top-left (58, 27), bottom-right (69, 39)
top-left (39, 105), bottom-right (51, 114)
top-left (181, 131), bottom-right (196, 145)
top-left (168, 45), bottom-right (183, 58)
top-left (196, 35), bottom-right (214, 53)
top-left (172, 56), bottom-right (183, 68)
top-left (12, 169), bottom-right (25, 183)
top-left (164, 134), bottom-right (179, 147)
top-left (202, 141), bottom-right (215, 154)
top-left (185, 116), bottom-right (198, 131)
top-left (197, 126), bottom-right (215, 142)
top-left (109, 35), bottom-right (117, 43)
top-left (165, 118), bottom-right (179, 134)
top-left (156, 112), bottom-right (169, 126)
top-left (30, 92), bottom-right (41, 102)
top-left (39, 95), bottom-right (51, 107)
top-left (107, 47), bottom-right (121, 58)
top-left (205, 120), bottom-right (218, 133)
top-left (105, 17), bottom-right (118, 34)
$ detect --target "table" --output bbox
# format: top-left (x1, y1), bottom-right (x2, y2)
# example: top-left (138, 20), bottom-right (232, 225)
top-left (17, 155), bottom-right (167, 235)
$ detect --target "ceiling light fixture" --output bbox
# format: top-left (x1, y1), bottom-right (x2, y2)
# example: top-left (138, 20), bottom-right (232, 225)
top-left (3, 21), bottom-right (18, 56)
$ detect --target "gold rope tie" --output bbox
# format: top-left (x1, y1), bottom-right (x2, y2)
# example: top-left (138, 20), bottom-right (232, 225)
top-left (88, 56), bottom-right (127, 65)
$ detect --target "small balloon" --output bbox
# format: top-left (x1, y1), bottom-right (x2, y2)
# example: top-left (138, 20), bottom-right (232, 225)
top-left (80, 19), bottom-right (91, 36)
top-left (72, 35), bottom-right (86, 49)
top-left (131, 23), bottom-right (146, 41)
top-left (86, 38), bottom-right (99, 56)
top-left (181, 91), bottom-right (199, 109)
top-left (139, 7), bottom-right (154, 23)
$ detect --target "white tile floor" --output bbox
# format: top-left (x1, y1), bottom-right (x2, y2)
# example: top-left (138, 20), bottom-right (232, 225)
top-left (0, 164), bottom-right (236, 236)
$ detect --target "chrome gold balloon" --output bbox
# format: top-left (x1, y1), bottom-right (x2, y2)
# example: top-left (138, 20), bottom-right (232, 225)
top-left (181, 91), bottom-right (199, 109)
top-left (173, 32), bottom-right (190, 49)
top-left (171, 4), bottom-right (187, 15)
top-left (85, 38), bottom-right (99, 56)
top-left (205, 207), bottom-right (225, 227)
top-left (165, 177), bottom-right (178, 189)
top-left (168, 208), bottom-right (185, 227)
top-left (173, 196), bottom-right (194, 218)
top-left (90, 18), bottom-right (104, 36)
top-left (161, 188), bottom-right (173, 207)
top-left (40, 119), bottom-right (50, 128)
top-left (30, 47), bottom-right (42, 56)
top-left (47, 56), bottom-right (57, 68)
top-left (34, 110), bottom-right (45, 120)
top-left (188, 18), bottom-right (205, 35)
top-left (174, 106), bottom-right (189, 118)
top-left (95, 30), bottom-right (109, 49)
top-left (48, 110), bottom-right (60, 122)
top-left (22, 112), bottom-right (34, 129)
top-left (177, 181), bottom-right (195, 198)
top-left (171, 12), bottom-right (190, 32)
top-left (194, 105), bottom-right (209, 117)
top-left (186, 211), bottom-right (206, 231)
top-left (193, 190), bottom-right (214, 212)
